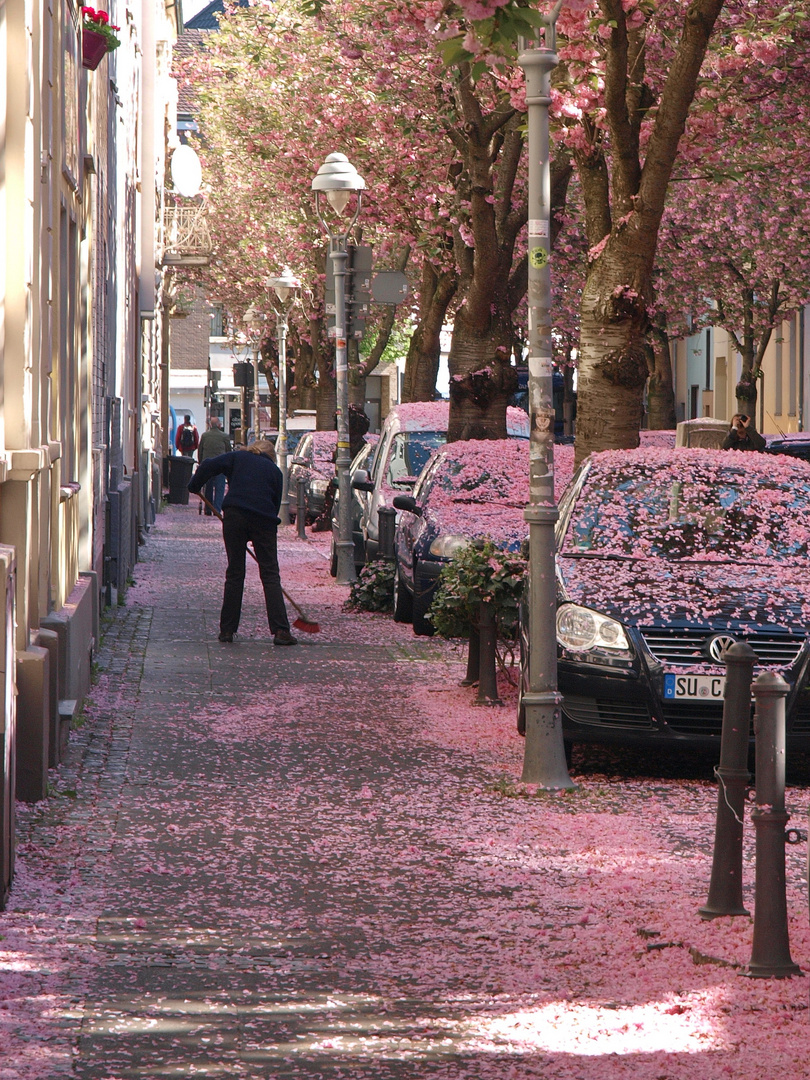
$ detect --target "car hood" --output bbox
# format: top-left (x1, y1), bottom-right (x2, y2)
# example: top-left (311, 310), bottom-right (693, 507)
top-left (558, 557), bottom-right (810, 632)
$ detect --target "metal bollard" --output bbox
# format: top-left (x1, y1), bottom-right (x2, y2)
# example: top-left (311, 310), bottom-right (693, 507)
top-left (296, 477), bottom-right (308, 541)
top-left (378, 506), bottom-right (396, 562)
top-left (699, 642), bottom-right (756, 919)
top-left (460, 626), bottom-right (480, 687)
top-left (744, 671), bottom-right (802, 978)
top-left (474, 599), bottom-right (503, 706)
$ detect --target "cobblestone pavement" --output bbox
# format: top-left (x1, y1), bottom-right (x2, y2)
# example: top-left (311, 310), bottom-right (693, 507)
top-left (7, 505), bottom-right (810, 1080)
top-left (6, 506), bottom-right (528, 1079)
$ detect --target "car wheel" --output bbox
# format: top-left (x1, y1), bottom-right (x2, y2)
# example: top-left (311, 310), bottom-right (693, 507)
top-left (393, 566), bottom-right (413, 623)
top-left (329, 539), bottom-right (337, 578)
top-left (411, 570), bottom-right (435, 637)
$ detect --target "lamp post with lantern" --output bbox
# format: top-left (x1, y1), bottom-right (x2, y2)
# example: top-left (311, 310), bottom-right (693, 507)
top-left (270, 268), bottom-right (301, 526)
top-left (311, 152), bottom-right (366, 585)
top-left (517, 2), bottom-right (574, 789)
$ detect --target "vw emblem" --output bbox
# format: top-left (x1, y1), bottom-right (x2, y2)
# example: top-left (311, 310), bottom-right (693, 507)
top-left (708, 634), bottom-right (737, 663)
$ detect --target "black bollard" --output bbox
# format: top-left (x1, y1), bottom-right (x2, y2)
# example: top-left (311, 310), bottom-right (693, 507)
top-left (699, 642), bottom-right (756, 919)
top-left (744, 671), bottom-right (802, 978)
top-left (378, 506), bottom-right (396, 562)
top-left (474, 599), bottom-right (503, 706)
top-left (296, 477), bottom-right (308, 541)
top-left (460, 626), bottom-right (480, 687)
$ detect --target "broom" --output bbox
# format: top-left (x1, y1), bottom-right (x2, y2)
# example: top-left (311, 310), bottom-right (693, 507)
top-left (195, 492), bottom-right (321, 633)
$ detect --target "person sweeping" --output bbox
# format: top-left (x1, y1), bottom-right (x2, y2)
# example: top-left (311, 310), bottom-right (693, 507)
top-left (188, 439), bottom-right (298, 646)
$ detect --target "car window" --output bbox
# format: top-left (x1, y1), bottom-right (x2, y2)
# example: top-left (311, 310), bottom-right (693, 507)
top-left (386, 432), bottom-right (446, 487)
top-left (413, 455), bottom-right (444, 502)
top-left (352, 442), bottom-right (373, 470)
top-left (563, 461), bottom-right (810, 561)
top-left (370, 432), bottom-right (389, 484)
top-left (296, 434), bottom-right (312, 463)
top-left (432, 457), bottom-right (524, 504)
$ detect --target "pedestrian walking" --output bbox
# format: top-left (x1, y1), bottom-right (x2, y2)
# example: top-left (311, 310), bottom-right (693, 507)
top-left (188, 439), bottom-right (297, 646)
top-left (175, 414), bottom-right (200, 457)
top-left (722, 413), bottom-right (766, 452)
top-left (196, 417), bottom-right (231, 515)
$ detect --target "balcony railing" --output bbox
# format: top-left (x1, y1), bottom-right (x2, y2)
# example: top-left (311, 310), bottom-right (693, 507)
top-left (162, 204), bottom-right (213, 266)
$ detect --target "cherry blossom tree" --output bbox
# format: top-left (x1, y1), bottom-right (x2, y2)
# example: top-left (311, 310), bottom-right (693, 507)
top-left (655, 12), bottom-right (810, 424)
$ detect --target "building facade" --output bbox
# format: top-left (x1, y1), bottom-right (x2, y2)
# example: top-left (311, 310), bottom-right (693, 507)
top-left (0, 0), bottom-right (179, 905)
top-left (671, 307), bottom-right (810, 434)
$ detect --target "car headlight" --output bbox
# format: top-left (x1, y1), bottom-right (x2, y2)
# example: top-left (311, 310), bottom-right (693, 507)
top-left (557, 604), bottom-right (630, 654)
top-left (309, 478), bottom-right (330, 497)
top-left (429, 534), bottom-right (470, 558)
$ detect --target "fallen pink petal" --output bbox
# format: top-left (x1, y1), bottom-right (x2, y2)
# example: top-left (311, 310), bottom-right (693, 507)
top-left (2, 507), bottom-right (810, 1079)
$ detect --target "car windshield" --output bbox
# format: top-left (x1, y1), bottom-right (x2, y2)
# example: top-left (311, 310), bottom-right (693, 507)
top-left (431, 455), bottom-right (526, 506)
top-left (387, 432), bottom-right (446, 487)
top-left (563, 458), bottom-right (810, 562)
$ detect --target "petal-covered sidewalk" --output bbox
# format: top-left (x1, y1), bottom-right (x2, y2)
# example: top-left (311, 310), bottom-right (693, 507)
top-left (2, 505), bottom-right (810, 1078)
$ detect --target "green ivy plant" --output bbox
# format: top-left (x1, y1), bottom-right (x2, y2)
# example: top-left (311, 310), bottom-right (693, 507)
top-left (429, 540), bottom-right (526, 644)
top-left (346, 560), bottom-right (395, 613)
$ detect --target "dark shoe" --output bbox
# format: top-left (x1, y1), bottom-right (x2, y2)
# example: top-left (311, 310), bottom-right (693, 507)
top-left (218, 632), bottom-right (234, 643)
top-left (273, 629), bottom-right (298, 647)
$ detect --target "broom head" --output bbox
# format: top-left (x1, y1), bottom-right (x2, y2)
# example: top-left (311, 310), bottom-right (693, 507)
top-left (293, 616), bottom-right (320, 634)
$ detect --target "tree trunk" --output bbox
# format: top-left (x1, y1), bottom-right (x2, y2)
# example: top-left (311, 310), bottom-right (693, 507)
top-left (290, 326), bottom-right (318, 415)
top-left (348, 339), bottom-right (366, 408)
top-left (562, 363), bottom-right (576, 438)
top-left (572, 0), bottom-right (726, 465)
top-left (402, 261), bottom-right (457, 402)
top-left (646, 324), bottom-right (677, 430)
top-left (310, 315), bottom-right (336, 430)
top-left (575, 243), bottom-right (650, 466)
top-left (446, 305), bottom-right (516, 441)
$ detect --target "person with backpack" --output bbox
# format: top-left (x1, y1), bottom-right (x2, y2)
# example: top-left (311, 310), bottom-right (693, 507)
top-left (175, 415), bottom-right (199, 457)
top-left (196, 417), bottom-right (231, 515)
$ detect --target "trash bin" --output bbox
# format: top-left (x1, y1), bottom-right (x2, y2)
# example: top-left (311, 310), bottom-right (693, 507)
top-left (167, 455), bottom-right (194, 505)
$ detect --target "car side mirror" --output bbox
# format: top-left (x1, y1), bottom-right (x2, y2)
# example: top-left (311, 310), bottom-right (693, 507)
top-left (392, 494), bottom-right (421, 515)
top-left (351, 469), bottom-right (375, 492)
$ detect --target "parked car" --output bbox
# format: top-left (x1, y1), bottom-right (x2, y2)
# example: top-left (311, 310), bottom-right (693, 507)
top-left (518, 446), bottom-right (810, 751)
top-left (328, 435), bottom-right (379, 576)
top-left (351, 401), bottom-right (531, 565)
top-left (765, 433), bottom-right (810, 463)
top-left (393, 439), bottom-right (530, 635)
top-left (288, 430), bottom-right (338, 523)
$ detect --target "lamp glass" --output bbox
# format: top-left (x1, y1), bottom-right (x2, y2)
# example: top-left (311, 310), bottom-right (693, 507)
top-left (274, 285), bottom-right (291, 303)
top-left (326, 189), bottom-right (353, 216)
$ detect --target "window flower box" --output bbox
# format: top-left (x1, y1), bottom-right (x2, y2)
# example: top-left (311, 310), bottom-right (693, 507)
top-left (81, 7), bottom-right (120, 70)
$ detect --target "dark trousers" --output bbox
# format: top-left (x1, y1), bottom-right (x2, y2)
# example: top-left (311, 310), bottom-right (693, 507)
top-left (220, 507), bottom-right (290, 636)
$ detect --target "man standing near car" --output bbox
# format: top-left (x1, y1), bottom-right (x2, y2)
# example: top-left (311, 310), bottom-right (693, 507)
top-left (722, 414), bottom-right (766, 452)
top-left (197, 417), bottom-right (231, 515)
top-left (188, 439), bottom-right (297, 646)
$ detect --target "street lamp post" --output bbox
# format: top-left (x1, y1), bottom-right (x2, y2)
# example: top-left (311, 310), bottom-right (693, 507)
top-left (518, 5), bottom-right (574, 789)
top-left (243, 306), bottom-right (264, 440)
top-left (311, 152), bottom-right (366, 586)
top-left (270, 268), bottom-right (302, 527)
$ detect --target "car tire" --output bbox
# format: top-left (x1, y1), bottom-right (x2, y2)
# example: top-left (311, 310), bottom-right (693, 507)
top-left (393, 567), bottom-right (413, 624)
top-left (411, 569), bottom-right (435, 637)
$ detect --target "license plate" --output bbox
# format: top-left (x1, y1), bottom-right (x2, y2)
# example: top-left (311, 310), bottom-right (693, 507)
top-left (663, 673), bottom-right (725, 700)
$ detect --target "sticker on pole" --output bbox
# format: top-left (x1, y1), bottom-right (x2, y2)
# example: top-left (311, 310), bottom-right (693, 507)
top-left (529, 219), bottom-right (549, 237)
top-left (529, 247), bottom-right (549, 269)
top-left (529, 355), bottom-right (553, 377)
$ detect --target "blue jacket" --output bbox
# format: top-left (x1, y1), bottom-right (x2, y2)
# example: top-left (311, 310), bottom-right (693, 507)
top-left (189, 450), bottom-right (283, 523)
